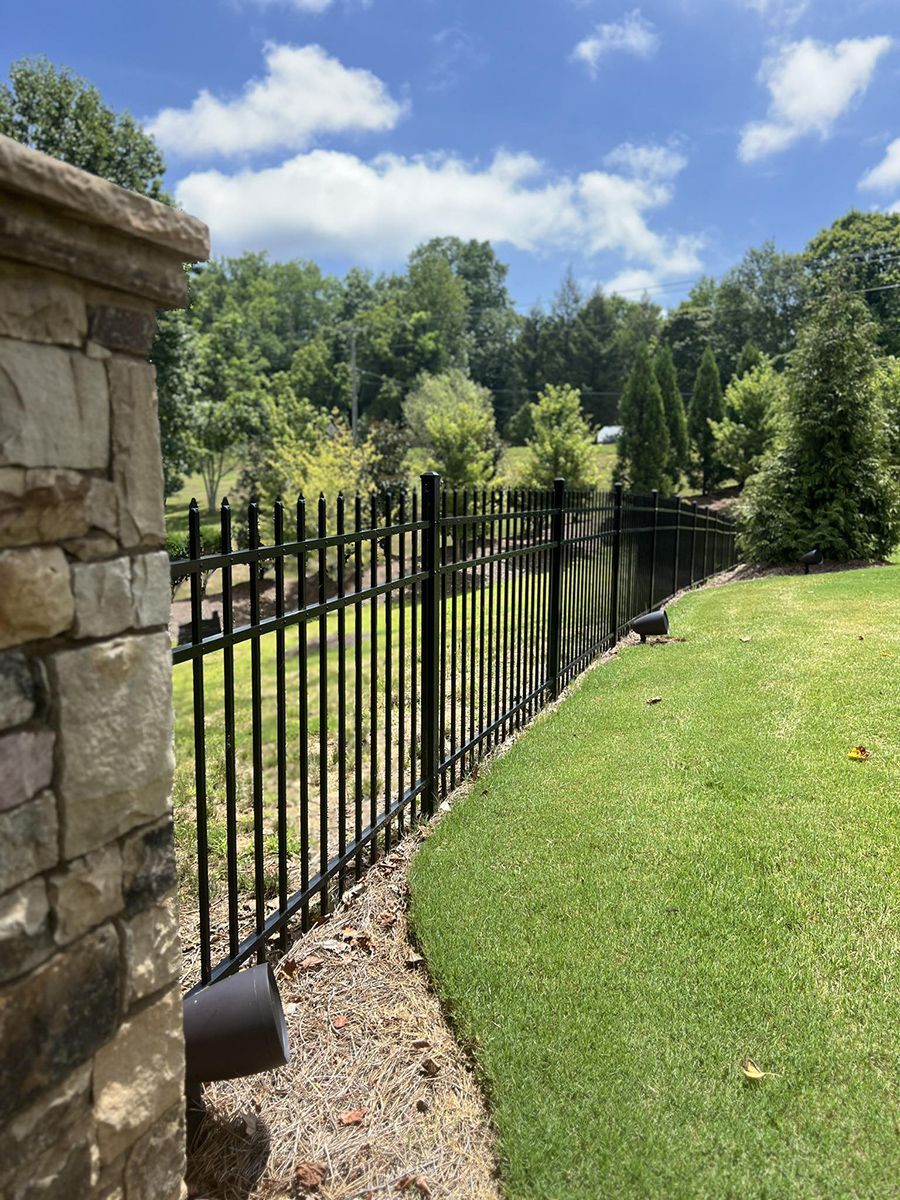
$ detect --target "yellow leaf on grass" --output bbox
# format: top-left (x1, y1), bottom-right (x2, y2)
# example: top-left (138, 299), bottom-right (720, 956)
top-left (848, 746), bottom-right (871, 761)
top-left (740, 1056), bottom-right (771, 1080)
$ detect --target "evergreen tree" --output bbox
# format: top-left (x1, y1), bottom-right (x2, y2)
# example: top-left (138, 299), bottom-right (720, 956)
top-left (739, 290), bottom-right (900, 563)
top-left (654, 344), bottom-right (688, 486)
top-left (688, 346), bottom-right (725, 493)
top-left (735, 339), bottom-right (763, 380)
top-left (616, 345), bottom-right (670, 493)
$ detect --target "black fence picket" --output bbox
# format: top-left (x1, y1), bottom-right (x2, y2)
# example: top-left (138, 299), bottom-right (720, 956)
top-left (172, 476), bottom-right (738, 993)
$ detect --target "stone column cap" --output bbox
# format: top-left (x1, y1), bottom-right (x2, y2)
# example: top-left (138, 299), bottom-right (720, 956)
top-left (0, 135), bottom-right (209, 262)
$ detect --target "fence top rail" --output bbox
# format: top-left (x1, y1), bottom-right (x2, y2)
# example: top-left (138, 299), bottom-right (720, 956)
top-left (169, 481), bottom-right (736, 580)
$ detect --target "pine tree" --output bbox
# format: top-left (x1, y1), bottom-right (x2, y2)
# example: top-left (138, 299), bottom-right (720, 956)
top-left (735, 339), bottom-right (763, 380)
top-left (654, 344), bottom-right (688, 487)
top-left (617, 344), bottom-right (670, 493)
top-left (688, 345), bottom-right (724, 493)
top-left (739, 290), bottom-right (900, 563)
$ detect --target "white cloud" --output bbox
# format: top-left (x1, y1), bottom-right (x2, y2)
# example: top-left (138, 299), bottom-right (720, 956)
top-left (573, 10), bottom-right (659, 77)
top-left (739, 36), bottom-right (892, 163)
top-left (245, 0), bottom-right (337, 11)
top-left (859, 137), bottom-right (900, 192)
top-left (603, 141), bottom-right (687, 181)
top-left (146, 43), bottom-right (404, 157)
top-left (740, 0), bottom-right (808, 24)
top-left (173, 146), bottom-right (702, 279)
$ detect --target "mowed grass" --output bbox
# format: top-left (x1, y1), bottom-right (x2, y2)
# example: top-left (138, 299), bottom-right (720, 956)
top-left (409, 567), bottom-right (900, 1200)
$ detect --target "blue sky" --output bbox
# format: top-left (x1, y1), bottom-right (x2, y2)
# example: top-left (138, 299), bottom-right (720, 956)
top-left (5, 0), bottom-right (900, 309)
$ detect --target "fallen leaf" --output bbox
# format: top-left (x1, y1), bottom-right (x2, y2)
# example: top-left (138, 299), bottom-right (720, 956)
top-left (338, 1107), bottom-right (368, 1126)
top-left (439, 799), bottom-right (452, 813)
top-left (281, 959), bottom-right (298, 979)
top-left (376, 911), bottom-right (397, 928)
top-left (740, 1056), bottom-right (773, 1080)
top-left (341, 926), bottom-right (372, 950)
top-left (411, 1037), bottom-right (430, 1049)
top-left (405, 953), bottom-right (424, 968)
top-left (739, 636), bottom-right (752, 643)
top-left (239, 1113), bottom-right (258, 1138)
top-left (293, 1161), bottom-right (328, 1190)
top-left (858, 635), bottom-right (865, 641)
top-left (646, 696), bottom-right (663, 705)
top-left (848, 745), bottom-right (871, 762)
top-left (421, 1057), bottom-right (441, 1077)
top-left (397, 1174), bottom-right (433, 1196)
top-left (299, 955), bottom-right (324, 972)
top-left (319, 938), bottom-right (350, 954)
top-left (332, 1015), bottom-right (349, 1030)
top-left (415, 1098), bottom-right (429, 1114)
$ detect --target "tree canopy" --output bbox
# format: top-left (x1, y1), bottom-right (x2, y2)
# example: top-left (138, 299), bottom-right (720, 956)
top-left (0, 56), bottom-right (168, 199)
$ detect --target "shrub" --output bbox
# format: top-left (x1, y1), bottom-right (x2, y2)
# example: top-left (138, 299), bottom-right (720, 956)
top-left (711, 361), bottom-right (783, 485)
top-left (523, 384), bottom-right (595, 488)
top-left (403, 370), bottom-right (500, 487)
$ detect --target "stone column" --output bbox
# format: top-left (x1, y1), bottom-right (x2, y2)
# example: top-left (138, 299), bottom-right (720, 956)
top-left (0, 135), bottom-right (208, 1200)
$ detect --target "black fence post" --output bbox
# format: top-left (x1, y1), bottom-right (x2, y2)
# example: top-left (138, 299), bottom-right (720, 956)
top-left (703, 507), bottom-right (711, 578)
top-left (609, 482), bottom-right (623, 645)
top-left (649, 489), bottom-right (659, 610)
top-left (690, 501), bottom-right (698, 585)
top-left (420, 471), bottom-right (441, 818)
top-left (547, 477), bottom-right (565, 699)
top-left (672, 496), bottom-right (682, 597)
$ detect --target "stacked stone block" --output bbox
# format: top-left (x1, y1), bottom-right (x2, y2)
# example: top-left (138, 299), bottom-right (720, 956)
top-left (0, 134), bottom-right (208, 1199)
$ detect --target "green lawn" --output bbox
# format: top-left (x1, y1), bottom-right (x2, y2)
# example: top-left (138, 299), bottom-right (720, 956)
top-left (409, 567), bottom-right (900, 1199)
top-left (498, 442), bottom-right (617, 489)
top-left (165, 466), bottom-right (240, 540)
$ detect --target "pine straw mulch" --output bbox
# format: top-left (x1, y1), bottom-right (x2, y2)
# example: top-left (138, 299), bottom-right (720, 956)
top-left (185, 827), bottom-right (502, 1200)
top-left (711, 557), bottom-right (893, 587)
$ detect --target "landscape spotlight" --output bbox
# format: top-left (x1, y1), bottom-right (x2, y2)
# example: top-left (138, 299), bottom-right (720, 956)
top-left (183, 962), bottom-right (291, 1087)
top-left (632, 610), bottom-right (669, 643)
top-left (799, 547), bottom-right (824, 575)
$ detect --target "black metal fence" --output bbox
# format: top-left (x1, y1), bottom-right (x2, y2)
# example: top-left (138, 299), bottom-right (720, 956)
top-left (171, 477), bottom-right (737, 991)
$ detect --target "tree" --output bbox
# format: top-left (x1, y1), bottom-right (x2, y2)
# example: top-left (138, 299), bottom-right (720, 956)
top-left (710, 362), bottom-right (783, 485)
top-left (266, 413), bottom-right (374, 511)
top-left (616, 345), bottom-right (670, 493)
top-left (805, 211), bottom-right (900, 356)
top-left (192, 313), bottom-right (268, 510)
top-left (873, 358), bottom-right (900, 475)
top-left (0, 56), bottom-right (168, 199)
top-left (654, 344), bottom-right (688, 485)
top-left (688, 346), bottom-right (725, 493)
top-left (524, 384), bottom-right (595, 488)
top-left (403, 371), bottom-right (499, 487)
top-left (505, 402), bottom-right (535, 446)
top-left (735, 339), bottom-right (764, 379)
top-left (660, 295), bottom-right (716, 397)
top-left (404, 247), bottom-right (470, 374)
top-left (150, 309), bottom-right (198, 496)
top-left (739, 290), bottom-right (900, 563)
